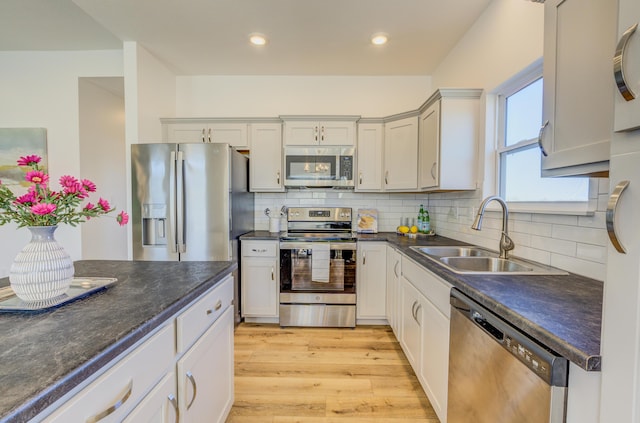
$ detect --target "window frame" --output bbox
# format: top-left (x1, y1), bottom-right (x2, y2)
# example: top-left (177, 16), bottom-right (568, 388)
top-left (490, 59), bottom-right (596, 215)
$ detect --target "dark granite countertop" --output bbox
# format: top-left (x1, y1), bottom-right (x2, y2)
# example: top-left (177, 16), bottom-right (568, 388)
top-left (241, 231), bottom-right (603, 371)
top-left (0, 259), bottom-right (236, 423)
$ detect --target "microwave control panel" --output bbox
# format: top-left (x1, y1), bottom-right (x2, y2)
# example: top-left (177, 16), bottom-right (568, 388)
top-left (340, 156), bottom-right (353, 179)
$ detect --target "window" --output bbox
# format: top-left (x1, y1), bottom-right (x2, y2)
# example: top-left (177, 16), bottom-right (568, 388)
top-left (497, 68), bottom-right (589, 206)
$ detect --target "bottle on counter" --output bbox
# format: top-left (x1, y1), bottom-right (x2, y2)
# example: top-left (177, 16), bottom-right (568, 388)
top-left (418, 205), bottom-right (425, 232)
top-left (423, 208), bottom-right (431, 233)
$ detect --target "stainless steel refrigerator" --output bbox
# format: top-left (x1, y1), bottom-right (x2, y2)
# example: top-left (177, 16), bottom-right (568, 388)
top-left (131, 143), bottom-right (254, 323)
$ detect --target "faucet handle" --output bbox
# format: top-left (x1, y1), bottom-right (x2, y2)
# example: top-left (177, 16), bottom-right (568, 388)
top-left (500, 232), bottom-right (515, 258)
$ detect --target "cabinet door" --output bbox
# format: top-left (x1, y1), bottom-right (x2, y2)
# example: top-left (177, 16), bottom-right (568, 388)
top-left (320, 121), bottom-right (355, 145)
top-left (541, 0), bottom-right (616, 176)
top-left (420, 300), bottom-right (449, 423)
top-left (356, 243), bottom-right (387, 319)
top-left (384, 116), bottom-right (418, 190)
top-left (178, 307), bottom-right (234, 423)
top-left (400, 277), bottom-right (423, 369)
top-left (613, 0), bottom-right (640, 132)
top-left (209, 123), bottom-right (248, 148)
top-left (385, 246), bottom-right (402, 337)
top-left (123, 372), bottom-right (178, 423)
top-left (166, 123), bottom-right (207, 143)
top-left (419, 103), bottom-right (439, 189)
top-left (241, 256), bottom-right (279, 317)
top-left (250, 123), bottom-right (284, 192)
top-left (283, 121), bottom-right (319, 145)
top-left (356, 123), bottom-right (383, 191)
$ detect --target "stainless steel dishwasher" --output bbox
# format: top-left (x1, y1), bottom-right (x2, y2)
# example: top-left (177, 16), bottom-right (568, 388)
top-left (448, 288), bottom-right (569, 423)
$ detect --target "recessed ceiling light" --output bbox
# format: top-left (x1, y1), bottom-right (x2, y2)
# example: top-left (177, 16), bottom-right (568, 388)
top-left (249, 33), bottom-right (268, 46)
top-left (371, 33), bottom-right (388, 46)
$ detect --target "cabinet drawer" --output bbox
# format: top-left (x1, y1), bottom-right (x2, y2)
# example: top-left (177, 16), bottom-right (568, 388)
top-left (402, 257), bottom-right (452, 318)
top-left (242, 240), bottom-right (278, 257)
top-left (176, 276), bottom-right (233, 353)
top-left (44, 324), bottom-right (174, 423)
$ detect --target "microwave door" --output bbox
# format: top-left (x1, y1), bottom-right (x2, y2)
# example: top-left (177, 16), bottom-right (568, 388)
top-left (286, 155), bottom-right (337, 186)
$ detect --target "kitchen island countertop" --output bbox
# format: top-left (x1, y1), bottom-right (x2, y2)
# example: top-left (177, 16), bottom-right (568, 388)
top-left (0, 259), bottom-right (236, 423)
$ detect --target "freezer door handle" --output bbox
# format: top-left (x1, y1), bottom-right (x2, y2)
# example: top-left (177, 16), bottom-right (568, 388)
top-left (176, 151), bottom-right (186, 253)
top-left (169, 151), bottom-right (178, 253)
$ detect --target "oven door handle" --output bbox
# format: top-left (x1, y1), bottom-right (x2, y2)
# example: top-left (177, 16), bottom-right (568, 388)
top-left (279, 242), bottom-right (357, 250)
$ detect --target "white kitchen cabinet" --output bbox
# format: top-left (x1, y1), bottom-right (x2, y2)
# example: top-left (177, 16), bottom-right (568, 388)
top-left (385, 245), bottom-right (402, 337)
top-left (400, 256), bottom-right (451, 423)
top-left (540, 0), bottom-right (616, 176)
top-left (43, 324), bottom-right (175, 423)
top-left (162, 119), bottom-right (249, 148)
top-left (356, 122), bottom-right (384, 191)
top-left (241, 240), bottom-right (279, 320)
top-left (383, 115), bottom-right (419, 190)
top-left (177, 307), bottom-right (234, 423)
top-left (356, 242), bottom-right (387, 321)
top-left (249, 123), bottom-right (284, 192)
top-left (282, 118), bottom-right (357, 146)
top-left (613, 0), bottom-right (640, 132)
top-left (123, 372), bottom-right (178, 423)
top-left (419, 89), bottom-right (480, 191)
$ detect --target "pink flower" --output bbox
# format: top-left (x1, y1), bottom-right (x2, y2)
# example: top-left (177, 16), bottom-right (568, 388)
top-left (25, 170), bottom-right (49, 185)
top-left (17, 155), bottom-right (41, 166)
top-left (81, 179), bottom-right (96, 192)
top-left (31, 203), bottom-right (56, 215)
top-left (98, 198), bottom-right (111, 211)
top-left (16, 190), bottom-right (37, 204)
top-left (117, 211), bottom-right (129, 226)
top-left (83, 202), bottom-right (95, 211)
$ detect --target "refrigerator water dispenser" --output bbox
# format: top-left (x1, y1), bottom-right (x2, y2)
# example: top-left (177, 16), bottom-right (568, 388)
top-left (142, 204), bottom-right (167, 246)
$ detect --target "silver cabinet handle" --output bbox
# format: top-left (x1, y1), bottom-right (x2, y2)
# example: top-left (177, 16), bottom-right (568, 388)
top-left (207, 128), bottom-right (212, 143)
top-left (393, 260), bottom-right (399, 277)
top-left (411, 300), bottom-right (417, 320)
top-left (86, 380), bottom-right (133, 422)
top-left (201, 128), bottom-right (206, 143)
top-left (359, 172), bottom-right (363, 185)
top-left (362, 251), bottom-right (366, 265)
top-left (385, 171), bottom-right (389, 185)
top-left (276, 171), bottom-right (280, 185)
top-left (314, 126), bottom-right (318, 141)
top-left (251, 248), bottom-right (267, 253)
top-left (614, 23), bottom-right (638, 101)
top-left (271, 267), bottom-right (275, 280)
top-left (430, 162), bottom-right (437, 180)
top-left (414, 304), bottom-right (422, 325)
top-left (321, 126), bottom-right (325, 141)
top-left (206, 300), bottom-right (222, 315)
top-left (538, 120), bottom-right (549, 157)
top-left (168, 394), bottom-right (180, 423)
top-left (186, 371), bottom-right (198, 410)
top-left (606, 180), bottom-right (630, 254)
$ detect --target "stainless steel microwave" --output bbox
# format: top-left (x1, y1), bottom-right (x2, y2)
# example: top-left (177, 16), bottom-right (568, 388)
top-left (283, 147), bottom-right (355, 188)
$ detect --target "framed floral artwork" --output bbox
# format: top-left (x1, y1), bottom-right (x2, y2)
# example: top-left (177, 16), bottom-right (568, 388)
top-left (0, 128), bottom-right (48, 188)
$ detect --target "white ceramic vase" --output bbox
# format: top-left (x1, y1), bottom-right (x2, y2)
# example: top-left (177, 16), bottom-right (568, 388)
top-left (9, 225), bottom-right (74, 301)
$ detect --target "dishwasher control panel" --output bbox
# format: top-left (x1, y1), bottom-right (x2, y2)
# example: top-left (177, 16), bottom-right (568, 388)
top-left (505, 335), bottom-right (552, 382)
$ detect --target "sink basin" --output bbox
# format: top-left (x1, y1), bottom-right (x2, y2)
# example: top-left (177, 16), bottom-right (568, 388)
top-left (409, 245), bottom-right (568, 275)
top-left (411, 246), bottom-right (496, 258)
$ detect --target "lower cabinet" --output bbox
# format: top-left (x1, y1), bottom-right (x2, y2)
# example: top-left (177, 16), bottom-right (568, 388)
top-left (39, 276), bottom-right (235, 423)
top-left (177, 308), bottom-right (234, 423)
top-left (241, 240), bottom-right (280, 320)
top-left (356, 242), bottom-right (387, 321)
top-left (399, 256), bottom-right (451, 423)
top-left (386, 246), bottom-right (402, 337)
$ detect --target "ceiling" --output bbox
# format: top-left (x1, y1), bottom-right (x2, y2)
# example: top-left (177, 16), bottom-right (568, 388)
top-left (0, 0), bottom-right (493, 76)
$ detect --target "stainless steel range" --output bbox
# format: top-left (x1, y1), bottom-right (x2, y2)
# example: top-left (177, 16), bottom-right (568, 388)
top-left (279, 207), bottom-right (357, 327)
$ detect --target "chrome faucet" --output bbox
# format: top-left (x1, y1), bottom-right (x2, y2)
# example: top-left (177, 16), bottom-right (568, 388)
top-left (471, 196), bottom-right (515, 259)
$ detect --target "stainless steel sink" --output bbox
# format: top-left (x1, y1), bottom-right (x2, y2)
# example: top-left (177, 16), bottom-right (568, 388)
top-left (409, 246), bottom-right (568, 275)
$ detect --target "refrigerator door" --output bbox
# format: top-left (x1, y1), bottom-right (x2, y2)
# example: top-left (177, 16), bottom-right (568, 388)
top-left (179, 143), bottom-right (231, 261)
top-left (131, 143), bottom-right (179, 261)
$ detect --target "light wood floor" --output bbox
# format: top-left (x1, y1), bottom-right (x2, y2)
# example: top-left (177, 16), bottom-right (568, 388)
top-left (225, 323), bottom-right (440, 423)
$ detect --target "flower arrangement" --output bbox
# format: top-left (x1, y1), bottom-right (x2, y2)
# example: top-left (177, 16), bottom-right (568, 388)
top-left (0, 154), bottom-right (128, 228)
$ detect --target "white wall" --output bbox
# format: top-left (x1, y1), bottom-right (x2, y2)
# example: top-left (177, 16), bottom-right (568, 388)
top-left (79, 77), bottom-right (128, 260)
top-left (176, 75), bottom-right (431, 117)
top-left (0, 50), bottom-right (123, 277)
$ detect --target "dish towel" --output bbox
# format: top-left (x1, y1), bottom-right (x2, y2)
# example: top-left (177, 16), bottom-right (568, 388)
top-left (311, 243), bottom-right (330, 283)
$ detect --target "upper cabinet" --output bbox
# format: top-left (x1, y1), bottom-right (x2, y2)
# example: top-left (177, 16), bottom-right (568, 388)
top-left (540, 0), bottom-right (616, 177)
top-left (418, 89), bottom-right (481, 191)
top-left (281, 116), bottom-right (358, 146)
top-left (383, 114), bottom-right (419, 191)
top-left (162, 119), bottom-right (249, 148)
top-left (356, 121), bottom-right (384, 191)
top-left (613, 0), bottom-right (640, 132)
top-left (249, 123), bottom-right (284, 192)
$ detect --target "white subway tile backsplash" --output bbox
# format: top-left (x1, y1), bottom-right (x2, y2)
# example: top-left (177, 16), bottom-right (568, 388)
top-left (552, 224), bottom-right (608, 245)
top-left (576, 243), bottom-right (607, 264)
top-left (513, 221), bottom-right (553, 238)
top-left (551, 254), bottom-right (606, 281)
top-left (532, 214), bottom-right (578, 226)
top-left (530, 235), bottom-right (576, 256)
